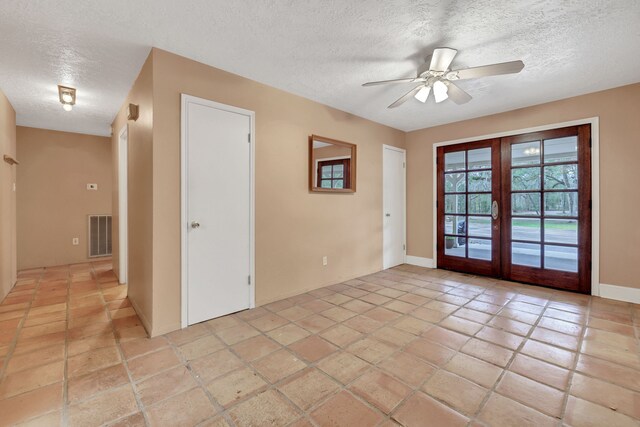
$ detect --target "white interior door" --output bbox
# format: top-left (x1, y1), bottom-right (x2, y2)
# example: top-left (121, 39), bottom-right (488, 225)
top-left (182, 95), bottom-right (254, 326)
top-left (383, 145), bottom-right (406, 269)
top-left (118, 125), bottom-right (128, 284)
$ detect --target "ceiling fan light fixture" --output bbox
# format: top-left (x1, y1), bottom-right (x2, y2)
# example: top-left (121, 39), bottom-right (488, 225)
top-left (433, 80), bottom-right (448, 103)
top-left (414, 86), bottom-right (431, 103)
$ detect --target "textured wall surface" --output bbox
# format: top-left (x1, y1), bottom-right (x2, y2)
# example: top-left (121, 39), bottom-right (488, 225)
top-left (406, 83), bottom-right (640, 290)
top-left (16, 127), bottom-right (112, 269)
top-left (1, 1), bottom-right (640, 135)
top-left (111, 52), bottom-right (155, 334)
top-left (0, 89), bottom-right (16, 301)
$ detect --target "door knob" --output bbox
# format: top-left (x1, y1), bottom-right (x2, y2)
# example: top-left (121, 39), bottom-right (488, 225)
top-left (191, 221), bottom-right (200, 229)
top-left (491, 201), bottom-right (499, 220)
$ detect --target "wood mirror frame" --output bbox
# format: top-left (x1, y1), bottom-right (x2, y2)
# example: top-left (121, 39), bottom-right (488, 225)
top-left (309, 135), bottom-right (357, 193)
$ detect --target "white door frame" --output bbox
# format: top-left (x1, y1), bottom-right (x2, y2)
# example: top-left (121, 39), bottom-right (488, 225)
top-left (431, 117), bottom-right (600, 296)
top-left (118, 125), bottom-right (128, 285)
top-left (180, 94), bottom-right (256, 328)
top-left (382, 144), bottom-right (407, 269)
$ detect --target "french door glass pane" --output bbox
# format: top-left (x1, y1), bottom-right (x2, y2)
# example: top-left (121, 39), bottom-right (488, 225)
top-left (544, 192), bottom-right (578, 216)
top-left (512, 167), bottom-right (541, 191)
top-left (544, 245), bottom-right (578, 272)
top-left (468, 216), bottom-right (491, 237)
top-left (445, 237), bottom-right (466, 257)
top-left (544, 137), bottom-right (578, 163)
top-left (333, 164), bottom-right (344, 178)
top-left (468, 148), bottom-right (491, 169)
top-left (512, 141), bottom-right (541, 166)
top-left (321, 180), bottom-right (331, 188)
top-left (468, 194), bottom-right (491, 214)
top-left (469, 238), bottom-right (491, 260)
top-left (445, 215), bottom-right (466, 235)
top-left (445, 195), bottom-right (466, 214)
top-left (512, 218), bottom-right (541, 242)
top-left (512, 242), bottom-right (541, 267)
top-left (333, 180), bottom-right (344, 189)
top-left (468, 171), bottom-right (491, 192)
top-left (544, 219), bottom-right (578, 244)
top-left (543, 165), bottom-right (578, 190)
top-left (322, 166), bottom-right (332, 178)
top-left (445, 173), bottom-right (466, 193)
top-left (445, 152), bottom-right (465, 171)
top-left (512, 193), bottom-right (541, 215)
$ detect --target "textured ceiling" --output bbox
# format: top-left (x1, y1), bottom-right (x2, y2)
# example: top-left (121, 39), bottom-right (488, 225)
top-left (1, 1), bottom-right (640, 136)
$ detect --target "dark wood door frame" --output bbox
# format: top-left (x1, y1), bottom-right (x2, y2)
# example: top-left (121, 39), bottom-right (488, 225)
top-left (436, 124), bottom-right (592, 294)
top-left (436, 138), bottom-right (502, 277)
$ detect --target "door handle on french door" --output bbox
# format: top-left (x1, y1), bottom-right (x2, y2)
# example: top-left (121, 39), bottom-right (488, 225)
top-left (492, 201), bottom-right (499, 220)
top-left (191, 221), bottom-right (200, 229)
top-left (385, 213), bottom-right (391, 217)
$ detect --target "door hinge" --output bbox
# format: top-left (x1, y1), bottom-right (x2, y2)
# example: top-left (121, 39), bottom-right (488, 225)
top-left (403, 244), bottom-right (406, 251)
top-left (248, 133), bottom-right (251, 143)
top-left (403, 162), bottom-right (406, 168)
top-left (247, 275), bottom-right (251, 285)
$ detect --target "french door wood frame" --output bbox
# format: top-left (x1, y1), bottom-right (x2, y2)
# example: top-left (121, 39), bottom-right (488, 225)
top-left (436, 124), bottom-right (592, 294)
top-left (437, 138), bottom-right (502, 277)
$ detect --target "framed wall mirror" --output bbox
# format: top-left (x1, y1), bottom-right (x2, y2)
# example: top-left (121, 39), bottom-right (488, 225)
top-left (309, 135), bottom-right (357, 193)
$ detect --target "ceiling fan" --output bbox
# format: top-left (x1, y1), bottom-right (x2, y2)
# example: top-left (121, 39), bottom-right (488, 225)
top-left (362, 48), bottom-right (524, 108)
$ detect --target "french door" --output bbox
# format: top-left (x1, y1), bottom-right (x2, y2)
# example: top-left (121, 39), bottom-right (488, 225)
top-left (437, 125), bottom-right (591, 293)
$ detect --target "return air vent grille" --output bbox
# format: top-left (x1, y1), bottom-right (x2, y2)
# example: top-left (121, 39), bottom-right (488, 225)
top-left (88, 215), bottom-right (112, 257)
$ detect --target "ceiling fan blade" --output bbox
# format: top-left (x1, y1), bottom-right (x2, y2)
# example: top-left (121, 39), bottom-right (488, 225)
top-left (388, 85), bottom-right (423, 108)
top-left (362, 77), bottom-right (422, 87)
top-left (429, 48), bottom-right (458, 72)
top-left (453, 60), bottom-right (524, 80)
top-left (446, 82), bottom-right (472, 105)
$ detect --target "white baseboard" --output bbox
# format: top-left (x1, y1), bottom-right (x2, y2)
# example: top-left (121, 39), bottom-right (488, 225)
top-left (598, 283), bottom-right (640, 304)
top-left (405, 256), bottom-right (434, 269)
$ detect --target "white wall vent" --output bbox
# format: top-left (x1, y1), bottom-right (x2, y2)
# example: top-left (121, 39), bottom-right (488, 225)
top-left (88, 215), bottom-right (112, 257)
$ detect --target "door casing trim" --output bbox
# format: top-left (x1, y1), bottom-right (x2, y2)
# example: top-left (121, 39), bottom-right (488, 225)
top-left (431, 117), bottom-right (600, 296)
top-left (117, 124), bottom-right (128, 285)
top-left (180, 94), bottom-right (256, 328)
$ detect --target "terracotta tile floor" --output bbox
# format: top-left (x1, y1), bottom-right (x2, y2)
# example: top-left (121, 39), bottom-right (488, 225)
top-left (1, 262), bottom-right (639, 426)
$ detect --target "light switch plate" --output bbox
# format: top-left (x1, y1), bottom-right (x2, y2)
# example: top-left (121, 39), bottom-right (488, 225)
top-left (72, 238), bottom-right (79, 245)
top-left (87, 183), bottom-right (98, 190)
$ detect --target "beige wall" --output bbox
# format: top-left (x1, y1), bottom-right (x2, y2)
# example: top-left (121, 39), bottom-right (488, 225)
top-left (0, 89), bottom-right (17, 301)
top-left (113, 48), bottom-right (405, 336)
top-left (16, 127), bottom-right (112, 269)
top-left (406, 83), bottom-right (640, 290)
top-left (313, 144), bottom-right (352, 160)
top-left (111, 51), bottom-right (154, 332)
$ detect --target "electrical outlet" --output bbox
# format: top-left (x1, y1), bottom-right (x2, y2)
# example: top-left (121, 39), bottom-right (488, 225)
top-left (87, 183), bottom-right (98, 190)
top-left (322, 256), bottom-right (328, 266)
top-left (12, 182), bottom-right (16, 192)
top-left (72, 238), bottom-right (79, 245)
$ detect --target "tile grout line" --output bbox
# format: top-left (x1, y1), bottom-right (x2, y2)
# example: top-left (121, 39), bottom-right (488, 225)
top-left (62, 265), bottom-right (72, 427)
top-left (556, 294), bottom-right (591, 424)
top-left (92, 262), bottom-right (152, 427)
top-left (0, 269), bottom-right (44, 380)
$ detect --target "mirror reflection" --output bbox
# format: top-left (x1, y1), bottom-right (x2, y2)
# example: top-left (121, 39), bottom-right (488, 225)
top-left (309, 135), bottom-right (356, 192)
